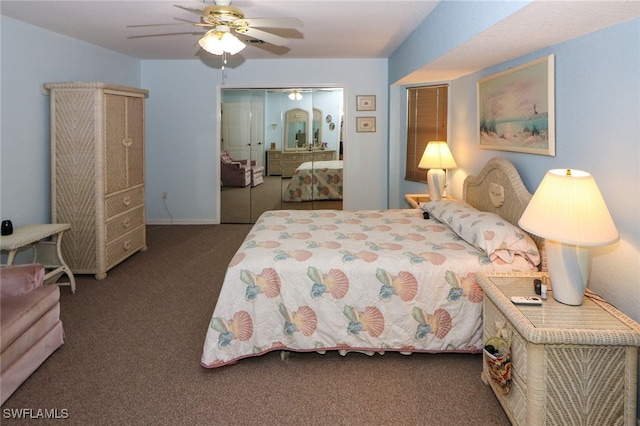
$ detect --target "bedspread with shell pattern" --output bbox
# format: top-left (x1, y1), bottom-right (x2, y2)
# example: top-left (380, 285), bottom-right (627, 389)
top-left (201, 208), bottom-right (535, 368)
top-left (282, 161), bottom-right (343, 201)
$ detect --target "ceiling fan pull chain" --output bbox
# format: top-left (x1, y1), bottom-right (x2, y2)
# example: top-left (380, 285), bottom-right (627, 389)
top-left (221, 52), bottom-right (227, 85)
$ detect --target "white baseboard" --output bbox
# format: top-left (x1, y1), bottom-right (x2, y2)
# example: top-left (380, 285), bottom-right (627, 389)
top-left (146, 219), bottom-right (219, 226)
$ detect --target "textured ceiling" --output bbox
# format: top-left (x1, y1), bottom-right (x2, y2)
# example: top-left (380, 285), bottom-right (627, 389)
top-left (0, 0), bottom-right (438, 60)
top-left (2, 0), bottom-right (639, 82)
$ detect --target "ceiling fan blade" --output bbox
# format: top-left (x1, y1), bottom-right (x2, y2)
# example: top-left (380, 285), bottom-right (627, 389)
top-left (173, 4), bottom-right (205, 15)
top-left (236, 27), bottom-right (290, 47)
top-left (127, 22), bottom-right (193, 28)
top-left (128, 17), bottom-right (202, 28)
top-left (127, 32), bottom-right (204, 39)
top-left (237, 17), bottom-right (303, 29)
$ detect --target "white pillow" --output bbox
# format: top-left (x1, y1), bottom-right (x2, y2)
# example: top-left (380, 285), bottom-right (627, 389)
top-left (425, 199), bottom-right (540, 267)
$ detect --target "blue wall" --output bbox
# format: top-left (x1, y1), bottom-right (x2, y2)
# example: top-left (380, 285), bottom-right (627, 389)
top-left (141, 58), bottom-right (388, 222)
top-left (0, 16), bottom-right (140, 228)
top-left (449, 20), bottom-right (640, 322)
top-left (389, 16), bottom-right (640, 418)
top-left (1, 17), bottom-right (388, 232)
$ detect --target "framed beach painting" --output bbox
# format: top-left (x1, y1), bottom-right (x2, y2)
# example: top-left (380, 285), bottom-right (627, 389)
top-left (478, 54), bottom-right (555, 156)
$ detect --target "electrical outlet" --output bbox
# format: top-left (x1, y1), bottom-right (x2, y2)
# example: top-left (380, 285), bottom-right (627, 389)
top-left (162, 191), bottom-right (168, 200)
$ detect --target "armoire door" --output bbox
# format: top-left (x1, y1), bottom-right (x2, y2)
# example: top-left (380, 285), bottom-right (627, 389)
top-left (105, 94), bottom-right (144, 195)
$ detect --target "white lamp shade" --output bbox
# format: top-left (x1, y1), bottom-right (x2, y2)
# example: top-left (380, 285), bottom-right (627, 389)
top-left (518, 169), bottom-right (618, 246)
top-left (417, 141), bottom-right (456, 201)
top-left (418, 141), bottom-right (457, 170)
top-left (198, 29), bottom-right (246, 55)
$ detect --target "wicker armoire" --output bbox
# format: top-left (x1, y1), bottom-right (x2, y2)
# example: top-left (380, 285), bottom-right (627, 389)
top-left (44, 82), bottom-right (148, 279)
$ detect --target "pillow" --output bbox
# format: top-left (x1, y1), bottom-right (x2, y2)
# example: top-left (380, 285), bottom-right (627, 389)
top-left (424, 199), bottom-right (540, 267)
top-left (0, 264), bottom-right (45, 297)
top-left (220, 151), bottom-right (233, 164)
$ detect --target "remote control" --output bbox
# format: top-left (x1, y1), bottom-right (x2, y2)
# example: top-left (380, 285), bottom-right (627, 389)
top-left (511, 296), bottom-right (542, 306)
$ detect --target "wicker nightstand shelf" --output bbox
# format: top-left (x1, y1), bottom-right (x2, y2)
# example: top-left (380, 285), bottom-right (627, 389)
top-left (477, 273), bottom-right (640, 425)
top-left (404, 194), bottom-right (454, 208)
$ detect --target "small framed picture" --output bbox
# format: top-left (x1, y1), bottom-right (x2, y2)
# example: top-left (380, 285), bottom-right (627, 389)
top-left (356, 95), bottom-right (376, 111)
top-left (356, 117), bottom-right (376, 132)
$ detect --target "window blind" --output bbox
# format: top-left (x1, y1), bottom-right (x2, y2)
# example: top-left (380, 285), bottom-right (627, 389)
top-left (405, 85), bottom-right (448, 182)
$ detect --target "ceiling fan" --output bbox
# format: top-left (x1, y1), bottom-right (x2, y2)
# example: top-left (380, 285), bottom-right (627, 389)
top-left (129, 0), bottom-right (303, 56)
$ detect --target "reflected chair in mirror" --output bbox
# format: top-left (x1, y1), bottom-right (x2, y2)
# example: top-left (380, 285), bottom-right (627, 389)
top-left (220, 151), bottom-right (264, 188)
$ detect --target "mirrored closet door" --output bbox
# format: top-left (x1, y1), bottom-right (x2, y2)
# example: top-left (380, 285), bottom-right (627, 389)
top-left (220, 88), bottom-right (344, 224)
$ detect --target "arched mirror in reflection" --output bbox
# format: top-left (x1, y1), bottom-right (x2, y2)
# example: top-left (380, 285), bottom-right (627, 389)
top-left (285, 108), bottom-right (308, 150)
top-left (220, 87), bottom-right (344, 224)
top-left (284, 108), bottom-right (324, 151)
top-left (313, 109), bottom-right (322, 147)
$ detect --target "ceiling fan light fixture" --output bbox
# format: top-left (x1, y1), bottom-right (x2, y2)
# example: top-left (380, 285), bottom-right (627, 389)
top-left (221, 32), bottom-right (246, 54)
top-left (198, 28), bottom-right (246, 56)
top-left (288, 90), bottom-right (303, 101)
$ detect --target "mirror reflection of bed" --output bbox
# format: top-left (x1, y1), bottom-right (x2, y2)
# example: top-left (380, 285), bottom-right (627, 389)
top-left (220, 87), bottom-right (344, 224)
top-left (221, 172), bottom-right (343, 223)
top-left (280, 159), bottom-right (343, 210)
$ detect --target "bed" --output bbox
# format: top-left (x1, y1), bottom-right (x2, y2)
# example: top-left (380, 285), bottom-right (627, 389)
top-left (282, 160), bottom-right (343, 202)
top-left (202, 157), bottom-right (544, 368)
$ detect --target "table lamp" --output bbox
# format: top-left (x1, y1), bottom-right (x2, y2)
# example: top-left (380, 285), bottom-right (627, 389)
top-left (518, 169), bottom-right (618, 305)
top-left (418, 141), bottom-right (457, 201)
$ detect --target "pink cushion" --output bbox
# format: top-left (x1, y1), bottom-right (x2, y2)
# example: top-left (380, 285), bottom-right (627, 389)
top-left (0, 284), bottom-right (60, 353)
top-left (220, 151), bottom-right (233, 164)
top-left (1, 264), bottom-right (45, 297)
top-left (1, 319), bottom-right (63, 405)
top-left (1, 302), bottom-right (61, 372)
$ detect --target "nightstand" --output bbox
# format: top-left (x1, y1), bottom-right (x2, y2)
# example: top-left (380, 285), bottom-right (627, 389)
top-left (404, 194), bottom-right (454, 208)
top-left (477, 273), bottom-right (640, 425)
top-left (1, 224), bottom-right (76, 293)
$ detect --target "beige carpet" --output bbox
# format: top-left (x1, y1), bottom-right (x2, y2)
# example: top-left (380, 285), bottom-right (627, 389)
top-left (221, 176), bottom-right (284, 223)
top-left (1, 225), bottom-right (509, 425)
top-left (221, 176), bottom-right (342, 223)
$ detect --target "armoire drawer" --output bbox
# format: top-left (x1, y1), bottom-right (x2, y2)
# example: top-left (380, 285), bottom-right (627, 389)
top-left (105, 226), bottom-right (145, 267)
top-left (105, 187), bottom-right (144, 218)
top-left (106, 206), bottom-right (145, 242)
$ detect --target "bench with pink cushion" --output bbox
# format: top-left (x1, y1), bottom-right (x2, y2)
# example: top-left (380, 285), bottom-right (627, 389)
top-left (1, 264), bottom-right (64, 404)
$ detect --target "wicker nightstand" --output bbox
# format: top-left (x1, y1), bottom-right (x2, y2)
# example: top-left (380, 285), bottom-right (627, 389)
top-left (477, 273), bottom-right (640, 425)
top-left (404, 194), bottom-right (454, 208)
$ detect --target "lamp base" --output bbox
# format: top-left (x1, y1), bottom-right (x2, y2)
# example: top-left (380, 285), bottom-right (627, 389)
top-left (545, 240), bottom-right (591, 306)
top-left (427, 169), bottom-right (445, 201)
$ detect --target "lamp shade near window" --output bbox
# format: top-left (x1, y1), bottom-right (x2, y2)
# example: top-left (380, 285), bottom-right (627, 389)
top-left (518, 169), bottom-right (618, 305)
top-left (418, 141), bottom-right (457, 201)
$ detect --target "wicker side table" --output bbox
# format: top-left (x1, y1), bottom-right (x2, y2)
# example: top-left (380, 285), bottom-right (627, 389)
top-left (1, 224), bottom-right (76, 293)
top-left (478, 273), bottom-right (640, 425)
top-left (404, 194), bottom-right (455, 208)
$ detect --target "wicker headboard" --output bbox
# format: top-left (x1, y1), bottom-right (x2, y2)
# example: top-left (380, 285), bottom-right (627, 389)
top-left (462, 157), bottom-right (544, 256)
